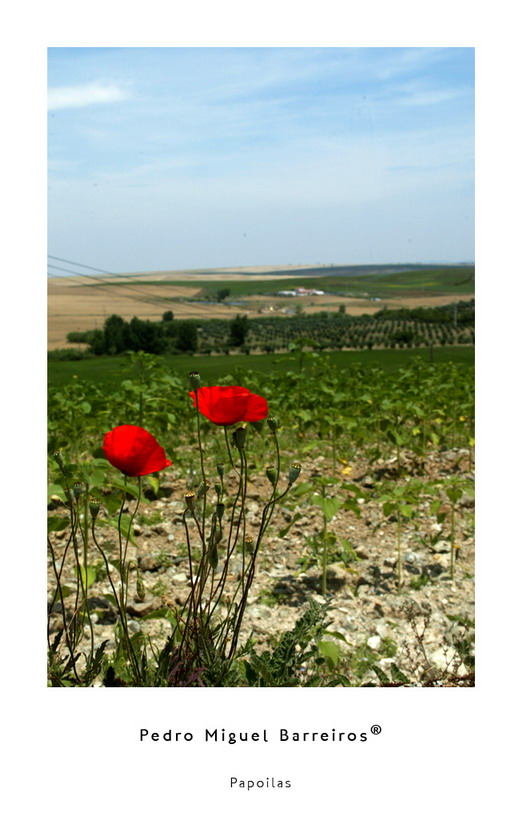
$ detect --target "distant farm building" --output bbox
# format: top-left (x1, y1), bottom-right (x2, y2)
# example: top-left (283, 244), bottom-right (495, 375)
top-left (277, 287), bottom-right (325, 297)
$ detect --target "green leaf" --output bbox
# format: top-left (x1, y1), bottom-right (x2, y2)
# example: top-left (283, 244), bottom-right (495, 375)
top-left (291, 481), bottom-right (314, 497)
top-left (76, 564), bottom-right (97, 589)
top-left (372, 665), bottom-right (390, 684)
top-left (301, 442), bottom-right (320, 453)
top-left (51, 584), bottom-right (71, 599)
top-left (341, 483), bottom-right (365, 498)
top-left (447, 486), bottom-right (463, 504)
top-left (88, 469), bottom-right (106, 487)
top-left (208, 544), bottom-right (218, 570)
top-left (310, 494), bottom-right (342, 521)
top-left (318, 640), bottom-right (340, 668)
top-left (382, 501), bottom-right (397, 517)
top-left (110, 480), bottom-right (141, 498)
top-left (278, 512), bottom-right (303, 538)
top-left (48, 484), bottom-right (67, 504)
top-left (145, 475), bottom-right (160, 496)
top-left (446, 614), bottom-right (475, 628)
top-left (327, 674), bottom-right (351, 687)
top-left (99, 494), bottom-right (124, 515)
top-left (296, 409), bottom-right (313, 424)
top-left (343, 498), bottom-right (361, 517)
top-left (304, 676), bottom-right (322, 687)
top-left (322, 630), bottom-right (349, 644)
top-left (390, 664), bottom-right (409, 684)
top-left (47, 515), bottom-right (70, 533)
top-left (141, 608), bottom-right (177, 627)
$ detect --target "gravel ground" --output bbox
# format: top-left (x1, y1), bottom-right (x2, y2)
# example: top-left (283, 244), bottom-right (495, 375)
top-left (48, 445), bottom-right (474, 686)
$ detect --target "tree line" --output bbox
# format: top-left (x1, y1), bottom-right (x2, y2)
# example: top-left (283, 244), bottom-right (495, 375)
top-left (66, 312), bottom-right (250, 356)
top-left (59, 300), bottom-right (474, 359)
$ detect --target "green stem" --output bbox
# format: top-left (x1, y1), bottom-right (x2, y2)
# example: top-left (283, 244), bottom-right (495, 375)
top-left (91, 525), bottom-right (142, 684)
top-left (115, 475), bottom-right (144, 683)
top-left (321, 512), bottom-right (328, 596)
top-left (397, 510), bottom-right (402, 589)
top-left (194, 390), bottom-right (207, 548)
top-left (83, 483), bottom-right (89, 577)
top-left (47, 536), bottom-right (81, 684)
top-left (227, 482), bottom-right (292, 660)
top-left (450, 504), bottom-right (456, 580)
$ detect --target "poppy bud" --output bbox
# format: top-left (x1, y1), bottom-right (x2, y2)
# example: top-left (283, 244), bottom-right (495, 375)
top-left (214, 483), bottom-right (222, 497)
top-left (208, 544), bottom-right (218, 570)
top-left (232, 427), bottom-right (247, 450)
top-left (197, 479), bottom-right (210, 497)
top-left (266, 466), bottom-right (277, 485)
top-left (52, 450), bottom-right (66, 472)
top-left (267, 415), bottom-right (278, 433)
top-left (245, 536), bottom-right (255, 554)
top-left (73, 481), bottom-right (83, 501)
top-left (188, 371), bottom-right (201, 390)
top-left (185, 492), bottom-right (196, 512)
top-left (216, 502), bottom-right (225, 520)
top-left (136, 570), bottom-right (146, 602)
top-left (89, 500), bottom-right (101, 520)
top-left (288, 463), bottom-right (302, 484)
top-left (216, 463), bottom-right (225, 479)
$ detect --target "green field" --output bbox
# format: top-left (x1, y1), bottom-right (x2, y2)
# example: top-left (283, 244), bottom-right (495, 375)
top-left (48, 345), bottom-right (474, 391)
top-left (48, 331), bottom-right (475, 688)
top-left (79, 266), bottom-right (474, 300)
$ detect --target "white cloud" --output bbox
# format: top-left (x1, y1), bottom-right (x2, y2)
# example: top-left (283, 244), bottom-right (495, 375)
top-left (48, 82), bottom-right (129, 111)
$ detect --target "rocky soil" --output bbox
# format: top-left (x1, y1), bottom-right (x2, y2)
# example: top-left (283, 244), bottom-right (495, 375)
top-left (48, 446), bottom-right (475, 686)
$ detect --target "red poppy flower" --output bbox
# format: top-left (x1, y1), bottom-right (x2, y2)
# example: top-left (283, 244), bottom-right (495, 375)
top-left (102, 425), bottom-right (172, 477)
top-left (189, 385), bottom-right (268, 426)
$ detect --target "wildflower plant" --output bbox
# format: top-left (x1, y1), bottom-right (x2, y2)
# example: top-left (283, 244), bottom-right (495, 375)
top-left (176, 374), bottom-right (301, 684)
top-left (48, 374), bottom-right (302, 686)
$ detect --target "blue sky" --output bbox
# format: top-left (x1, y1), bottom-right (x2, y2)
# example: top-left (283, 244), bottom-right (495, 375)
top-left (47, 47), bottom-right (474, 274)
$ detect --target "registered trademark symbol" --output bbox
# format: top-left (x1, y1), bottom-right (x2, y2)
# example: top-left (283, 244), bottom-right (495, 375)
top-left (371, 724), bottom-right (382, 735)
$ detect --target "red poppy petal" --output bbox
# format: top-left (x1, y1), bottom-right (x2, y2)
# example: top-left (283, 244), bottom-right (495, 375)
top-left (244, 393), bottom-right (269, 421)
top-left (189, 386), bottom-right (268, 426)
top-left (208, 387), bottom-right (250, 424)
top-left (133, 444), bottom-right (172, 476)
top-left (103, 425), bottom-right (171, 476)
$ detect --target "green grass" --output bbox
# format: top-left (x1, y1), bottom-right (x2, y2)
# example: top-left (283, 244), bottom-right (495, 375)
top-left (48, 345), bottom-right (474, 392)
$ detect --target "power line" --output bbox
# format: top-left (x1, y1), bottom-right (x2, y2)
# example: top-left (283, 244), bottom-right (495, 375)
top-left (48, 255), bottom-right (130, 277)
top-left (47, 254), bottom-right (179, 309)
top-left (48, 264), bottom-right (93, 277)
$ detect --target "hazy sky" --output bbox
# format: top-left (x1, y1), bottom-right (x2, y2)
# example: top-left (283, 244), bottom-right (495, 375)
top-left (47, 47), bottom-right (474, 274)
